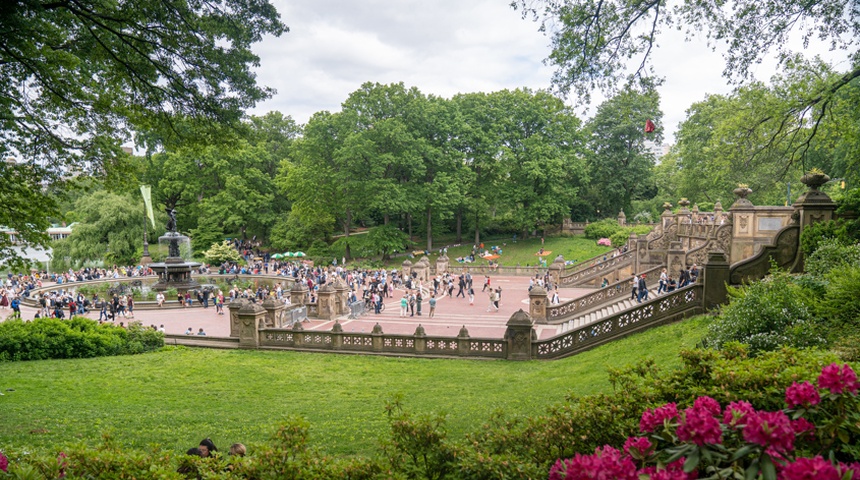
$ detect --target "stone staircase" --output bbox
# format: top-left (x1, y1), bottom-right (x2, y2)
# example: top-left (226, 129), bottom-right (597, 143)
top-left (558, 286), bottom-right (662, 334)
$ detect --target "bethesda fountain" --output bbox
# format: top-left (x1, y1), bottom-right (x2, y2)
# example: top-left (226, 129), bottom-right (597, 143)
top-left (149, 208), bottom-right (201, 293)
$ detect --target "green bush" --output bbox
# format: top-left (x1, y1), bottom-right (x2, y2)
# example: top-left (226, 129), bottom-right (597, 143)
top-left (704, 269), bottom-right (826, 355)
top-left (804, 240), bottom-right (860, 277)
top-left (0, 317), bottom-right (163, 362)
top-left (817, 265), bottom-right (860, 329)
top-left (583, 218), bottom-right (622, 240)
top-left (800, 219), bottom-right (851, 256)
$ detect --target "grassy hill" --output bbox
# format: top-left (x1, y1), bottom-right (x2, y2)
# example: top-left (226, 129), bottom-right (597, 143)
top-left (0, 315), bottom-right (709, 457)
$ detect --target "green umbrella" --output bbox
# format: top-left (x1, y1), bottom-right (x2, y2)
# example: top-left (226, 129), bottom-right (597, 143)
top-left (294, 251), bottom-right (305, 257)
top-left (272, 253), bottom-right (283, 259)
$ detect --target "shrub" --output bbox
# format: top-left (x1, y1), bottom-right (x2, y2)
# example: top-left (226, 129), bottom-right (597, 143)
top-left (584, 219), bottom-right (623, 240)
top-left (704, 270), bottom-right (826, 355)
top-left (0, 317), bottom-right (163, 362)
top-left (817, 265), bottom-right (860, 329)
top-left (804, 240), bottom-right (860, 277)
top-left (800, 219), bottom-right (850, 257)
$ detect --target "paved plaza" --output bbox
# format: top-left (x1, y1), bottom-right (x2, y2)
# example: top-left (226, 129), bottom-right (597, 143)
top-left (3, 277), bottom-right (594, 341)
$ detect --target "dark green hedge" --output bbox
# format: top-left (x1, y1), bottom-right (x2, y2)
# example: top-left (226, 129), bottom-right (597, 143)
top-left (0, 317), bottom-right (163, 362)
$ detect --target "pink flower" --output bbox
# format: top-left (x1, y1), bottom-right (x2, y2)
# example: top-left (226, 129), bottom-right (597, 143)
top-left (838, 463), bottom-right (860, 480)
top-left (677, 405), bottom-right (723, 446)
top-left (693, 396), bottom-right (721, 416)
top-left (0, 451), bottom-right (8, 473)
top-left (550, 446), bottom-right (638, 480)
top-left (723, 401), bottom-right (756, 428)
top-left (779, 456), bottom-right (840, 480)
top-left (623, 436), bottom-right (653, 458)
top-left (640, 403), bottom-right (679, 433)
top-left (818, 364), bottom-right (860, 395)
top-left (743, 410), bottom-right (795, 455)
top-left (785, 381), bottom-right (821, 408)
top-left (791, 418), bottom-right (815, 438)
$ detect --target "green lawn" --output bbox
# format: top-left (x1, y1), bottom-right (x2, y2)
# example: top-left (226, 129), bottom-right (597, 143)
top-left (398, 235), bottom-right (614, 268)
top-left (0, 316), bottom-right (710, 457)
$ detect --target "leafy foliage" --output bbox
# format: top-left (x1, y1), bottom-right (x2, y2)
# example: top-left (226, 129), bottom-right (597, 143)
top-left (705, 270), bottom-right (826, 354)
top-left (0, 317), bottom-right (163, 362)
top-left (203, 241), bottom-right (243, 265)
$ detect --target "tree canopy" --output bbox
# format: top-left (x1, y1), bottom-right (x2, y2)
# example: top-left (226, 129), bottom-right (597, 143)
top-left (0, 0), bottom-right (287, 265)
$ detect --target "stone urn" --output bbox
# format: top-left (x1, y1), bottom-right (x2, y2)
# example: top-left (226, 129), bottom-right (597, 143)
top-left (800, 171), bottom-right (830, 191)
top-left (732, 184), bottom-right (753, 208)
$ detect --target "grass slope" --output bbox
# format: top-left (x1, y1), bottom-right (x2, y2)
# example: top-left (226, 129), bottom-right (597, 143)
top-left (397, 235), bottom-right (614, 268)
top-left (0, 316), bottom-right (710, 457)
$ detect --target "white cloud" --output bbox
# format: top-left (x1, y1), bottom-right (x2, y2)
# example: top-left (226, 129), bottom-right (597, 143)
top-left (248, 0), bottom-right (851, 143)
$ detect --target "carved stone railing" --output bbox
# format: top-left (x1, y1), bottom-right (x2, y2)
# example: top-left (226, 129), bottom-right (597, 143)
top-left (535, 284), bottom-right (704, 359)
top-left (164, 334), bottom-right (240, 349)
top-left (558, 250), bottom-right (635, 287)
top-left (257, 329), bottom-right (508, 359)
top-left (548, 265), bottom-right (664, 323)
top-left (729, 224), bottom-right (801, 284)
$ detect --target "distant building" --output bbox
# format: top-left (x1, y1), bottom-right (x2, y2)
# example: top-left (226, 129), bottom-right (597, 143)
top-left (1, 223), bottom-right (77, 244)
top-left (643, 140), bottom-right (671, 160)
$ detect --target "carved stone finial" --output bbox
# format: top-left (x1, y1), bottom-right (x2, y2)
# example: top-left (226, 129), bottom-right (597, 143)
top-left (458, 325), bottom-right (470, 338)
top-left (331, 320), bottom-right (343, 333)
top-left (506, 309), bottom-right (533, 327)
top-left (371, 322), bottom-right (383, 334)
top-left (732, 184), bottom-right (754, 208)
top-left (413, 324), bottom-right (426, 337)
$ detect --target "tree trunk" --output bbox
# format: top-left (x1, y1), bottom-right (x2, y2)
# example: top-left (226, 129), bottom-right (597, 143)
top-left (474, 208), bottom-right (480, 245)
top-left (456, 208), bottom-right (462, 243)
top-left (383, 213), bottom-right (389, 225)
top-left (426, 206), bottom-right (432, 251)
top-left (407, 213), bottom-right (413, 242)
top-left (343, 210), bottom-right (352, 260)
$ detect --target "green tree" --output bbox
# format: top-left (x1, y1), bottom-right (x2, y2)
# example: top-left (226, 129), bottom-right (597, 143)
top-left (365, 224), bottom-right (411, 260)
top-left (52, 191), bottom-right (156, 267)
top-left (0, 0), bottom-right (286, 267)
top-left (513, 0), bottom-right (859, 166)
top-left (582, 86), bottom-right (661, 217)
top-left (204, 241), bottom-right (243, 265)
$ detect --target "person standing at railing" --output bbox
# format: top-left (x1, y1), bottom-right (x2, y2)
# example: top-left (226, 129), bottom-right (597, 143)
top-left (630, 274), bottom-right (638, 301)
top-left (658, 268), bottom-right (668, 294)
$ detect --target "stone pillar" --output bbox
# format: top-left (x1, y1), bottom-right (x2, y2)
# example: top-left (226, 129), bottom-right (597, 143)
top-left (290, 281), bottom-right (308, 306)
top-left (413, 324), bottom-right (426, 354)
top-left (316, 283), bottom-right (336, 321)
top-left (401, 259), bottom-right (413, 281)
top-left (667, 243), bottom-right (686, 280)
top-left (435, 254), bottom-right (449, 275)
top-left (331, 320), bottom-right (344, 350)
top-left (457, 326), bottom-right (470, 356)
top-left (291, 321), bottom-right (304, 347)
top-left (528, 285), bottom-right (548, 324)
top-left (793, 171), bottom-right (838, 270)
top-left (635, 234), bottom-right (650, 272)
top-left (412, 259), bottom-right (428, 284)
top-left (371, 322), bottom-right (384, 353)
top-left (547, 260), bottom-right (563, 287)
top-left (661, 202), bottom-right (674, 229)
top-left (260, 295), bottom-right (285, 328)
top-left (237, 301), bottom-right (266, 349)
top-left (504, 309), bottom-right (536, 361)
top-left (228, 298), bottom-right (247, 337)
top-left (703, 252), bottom-right (730, 310)
top-left (617, 209), bottom-right (626, 226)
top-left (333, 278), bottom-right (349, 316)
top-left (713, 201), bottom-right (723, 224)
top-left (729, 185), bottom-right (756, 264)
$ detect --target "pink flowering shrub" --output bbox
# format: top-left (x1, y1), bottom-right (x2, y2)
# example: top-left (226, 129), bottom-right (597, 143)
top-left (597, 238), bottom-right (612, 246)
top-left (549, 363), bottom-right (860, 480)
top-left (0, 451), bottom-right (7, 473)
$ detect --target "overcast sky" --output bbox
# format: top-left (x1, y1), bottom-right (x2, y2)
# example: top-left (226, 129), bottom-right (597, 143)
top-left (248, 0), bottom-right (851, 143)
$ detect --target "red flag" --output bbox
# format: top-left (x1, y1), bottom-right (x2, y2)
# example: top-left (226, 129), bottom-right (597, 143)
top-left (645, 119), bottom-right (656, 133)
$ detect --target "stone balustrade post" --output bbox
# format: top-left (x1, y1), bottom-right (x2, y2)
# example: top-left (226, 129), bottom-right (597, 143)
top-left (228, 298), bottom-right (247, 337)
top-left (413, 324), bottom-right (427, 354)
top-left (457, 326), bottom-right (470, 356)
top-left (333, 279), bottom-right (349, 316)
top-left (504, 309), bottom-right (536, 360)
top-left (290, 282), bottom-right (308, 306)
top-left (371, 323), bottom-right (384, 353)
top-left (528, 285), bottom-right (548, 324)
top-left (237, 301), bottom-right (266, 349)
top-left (317, 283), bottom-right (336, 321)
top-left (703, 252), bottom-right (730, 309)
top-left (331, 320), bottom-right (344, 350)
top-left (435, 254), bottom-right (449, 275)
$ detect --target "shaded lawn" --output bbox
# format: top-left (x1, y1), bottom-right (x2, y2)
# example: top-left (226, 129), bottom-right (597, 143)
top-left (0, 316), bottom-right (709, 457)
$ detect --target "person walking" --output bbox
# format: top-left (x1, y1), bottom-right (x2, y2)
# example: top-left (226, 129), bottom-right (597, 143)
top-left (400, 294), bottom-right (408, 318)
top-left (468, 286), bottom-right (474, 305)
top-left (416, 291), bottom-right (423, 316)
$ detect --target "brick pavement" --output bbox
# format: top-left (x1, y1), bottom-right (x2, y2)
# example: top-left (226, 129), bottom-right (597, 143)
top-left (1, 277), bottom-right (594, 340)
